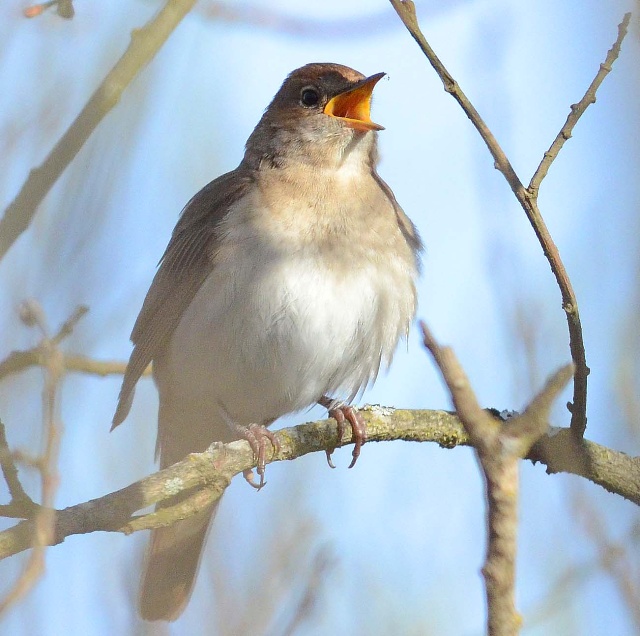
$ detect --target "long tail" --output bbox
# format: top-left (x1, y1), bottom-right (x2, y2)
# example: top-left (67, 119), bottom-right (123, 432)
top-left (139, 501), bottom-right (219, 621)
top-left (139, 389), bottom-right (226, 621)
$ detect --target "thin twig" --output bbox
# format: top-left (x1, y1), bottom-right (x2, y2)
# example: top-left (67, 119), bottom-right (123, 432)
top-left (525, 12), bottom-right (631, 437)
top-left (0, 422), bottom-right (35, 512)
top-left (529, 13), bottom-right (632, 195)
top-left (0, 0), bottom-right (197, 261)
top-left (0, 304), bottom-right (66, 615)
top-left (390, 2), bottom-right (629, 437)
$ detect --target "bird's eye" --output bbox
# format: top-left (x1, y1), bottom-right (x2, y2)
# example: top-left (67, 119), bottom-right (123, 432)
top-left (300, 87), bottom-right (320, 107)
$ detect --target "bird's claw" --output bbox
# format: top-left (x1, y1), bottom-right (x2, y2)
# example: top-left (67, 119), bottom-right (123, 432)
top-left (320, 398), bottom-right (367, 468)
top-left (234, 423), bottom-right (280, 490)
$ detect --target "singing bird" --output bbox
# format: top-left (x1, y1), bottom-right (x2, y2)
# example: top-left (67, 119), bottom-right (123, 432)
top-left (112, 63), bottom-right (422, 621)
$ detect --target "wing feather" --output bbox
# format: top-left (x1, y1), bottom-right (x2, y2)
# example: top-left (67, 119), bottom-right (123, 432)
top-left (111, 168), bottom-right (255, 428)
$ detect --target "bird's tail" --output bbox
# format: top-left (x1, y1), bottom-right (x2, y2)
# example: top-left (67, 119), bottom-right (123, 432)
top-left (139, 501), bottom-right (219, 621)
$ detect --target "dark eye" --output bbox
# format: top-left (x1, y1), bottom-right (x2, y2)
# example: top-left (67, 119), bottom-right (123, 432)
top-left (300, 87), bottom-right (320, 107)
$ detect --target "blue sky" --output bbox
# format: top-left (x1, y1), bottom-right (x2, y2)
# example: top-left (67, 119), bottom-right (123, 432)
top-left (0, 0), bottom-right (638, 634)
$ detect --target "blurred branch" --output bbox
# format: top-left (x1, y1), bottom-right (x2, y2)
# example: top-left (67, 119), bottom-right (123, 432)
top-left (0, 422), bottom-right (37, 518)
top-left (23, 0), bottom-right (74, 19)
top-left (390, 2), bottom-right (630, 437)
top-left (199, 3), bottom-right (393, 37)
top-left (274, 546), bottom-right (335, 636)
top-left (197, 0), bottom-right (469, 38)
top-left (0, 302), bottom-right (152, 381)
top-left (573, 490), bottom-right (640, 630)
top-left (422, 323), bottom-right (573, 636)
top-left (0, 301), bottom-right (65, 616)
top-left (0, 0), bottom-right (197, 261)
top-left (0, 401), bottom-right (638, 562)
top-left (0, 349), bottom-right (148, 381)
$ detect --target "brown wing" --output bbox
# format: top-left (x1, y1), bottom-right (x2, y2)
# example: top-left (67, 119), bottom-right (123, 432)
top-left (111, 167), bottom-right (255, 429)
top-left (370, 168), bottom-right (423, 260)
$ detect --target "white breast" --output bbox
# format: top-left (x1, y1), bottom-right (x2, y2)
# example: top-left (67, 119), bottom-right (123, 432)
top-left (160, 216), bottom-right (416, 427)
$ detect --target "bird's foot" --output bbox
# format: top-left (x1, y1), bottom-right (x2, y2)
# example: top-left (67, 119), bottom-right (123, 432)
top-left (319, 396), bottom-right (367, 469)
top-left (233, 423), bottom-right (280, 491)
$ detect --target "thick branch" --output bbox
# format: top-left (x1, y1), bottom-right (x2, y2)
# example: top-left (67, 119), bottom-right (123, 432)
top-left (0, 406), bottom-right (637, 561)
top-left (0, 0), bottom-right (197, 261)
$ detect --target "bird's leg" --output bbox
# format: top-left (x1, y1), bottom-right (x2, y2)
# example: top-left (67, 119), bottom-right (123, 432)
top-left (318, 396), bottom-right (367, 469)
top-left (218, 405), bottom-right (280, 490)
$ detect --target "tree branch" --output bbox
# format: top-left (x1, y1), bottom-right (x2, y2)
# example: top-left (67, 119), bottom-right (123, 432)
top-left (0, 348), bottom-right (148, 381)
top-left (0, 404), bottom-right (637, 562)
top-left (528, 13), bottom-right (632, 195)
top-left (390, 2), bottom-right (630, 438)
top-left (422, 322), bottom-right (574, 635)
top-left (0, 0), bottom-right (197, 261)
top-left (0, 301), bottom-right (66, 615)
top-left (0, 303), bottom-right (151, 381)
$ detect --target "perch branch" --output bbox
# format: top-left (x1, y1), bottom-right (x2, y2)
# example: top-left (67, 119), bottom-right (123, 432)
top-left (0, 402), bottom-right (637, 563)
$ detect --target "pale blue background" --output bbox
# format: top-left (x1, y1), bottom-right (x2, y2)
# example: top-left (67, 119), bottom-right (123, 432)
top-left (0, 0), bottom-right (638, 634)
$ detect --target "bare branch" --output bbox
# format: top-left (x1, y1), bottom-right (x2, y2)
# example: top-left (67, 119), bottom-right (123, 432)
top-left (0, 304), bottom-right (150, 381)
top-left (529, 13), bottom-right (632, 195)
top-left (0, 303), bottom-right (66, 615)
top-left (528, 428), bottom-right (640, 505)
top-left (390, 1), bottom-right (629, 437)
top-left (0, 0), bottom-right (197, 261)
top-left (422, 323), bottom-right (574, 636)
top-left (0, 349), bottom-right (147, 381)
top-left (0, 403), bottom-right (637, 563)
top-left (0, 422), bottom-right (36, 514)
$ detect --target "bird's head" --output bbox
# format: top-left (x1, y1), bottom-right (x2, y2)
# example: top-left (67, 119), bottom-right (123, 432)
top-left (245, 63), bottom-right (386, 169)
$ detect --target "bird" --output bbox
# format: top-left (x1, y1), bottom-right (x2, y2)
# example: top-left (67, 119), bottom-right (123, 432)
top-left (112, 62), bottom-right (422, 621)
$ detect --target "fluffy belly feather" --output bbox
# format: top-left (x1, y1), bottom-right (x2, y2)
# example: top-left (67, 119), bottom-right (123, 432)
top-left (160, 247), bottom-right (415, 426)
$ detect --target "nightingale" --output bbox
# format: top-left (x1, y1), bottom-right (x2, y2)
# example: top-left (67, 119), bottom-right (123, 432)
top-left (112, 62), bottom-right (422, 622)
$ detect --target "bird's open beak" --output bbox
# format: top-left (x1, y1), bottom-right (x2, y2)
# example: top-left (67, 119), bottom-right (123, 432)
top-left (323, 72), bottom-right (386, 132)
